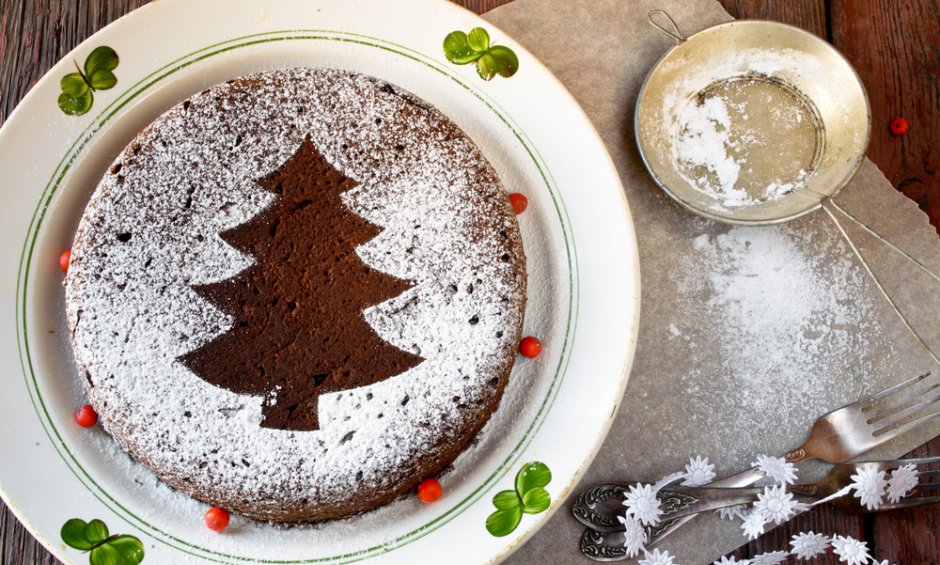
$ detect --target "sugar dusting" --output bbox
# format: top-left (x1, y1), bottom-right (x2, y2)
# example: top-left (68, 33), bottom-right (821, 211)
top-left (670, 224), bottom-right (886, 437)
top-left (64, 68), bottom-right (526, 519)
top-left (665, 48), bottom-right (831, 209)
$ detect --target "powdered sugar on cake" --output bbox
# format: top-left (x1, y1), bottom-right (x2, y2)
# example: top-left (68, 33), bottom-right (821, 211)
top-left (64, 68), bottom-right (526, 517)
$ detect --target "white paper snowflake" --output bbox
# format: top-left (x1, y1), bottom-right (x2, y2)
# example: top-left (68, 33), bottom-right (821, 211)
top-left (653, 471), bottom-right (686, 492)
top-left (681, 455), bottom-right (717, 486)
top-left (850, 464), bottom-right (888, 510)
top-left (639, 548), bottom-right (676, 565)
top-left (790, 531), bottom-right (831, 559)
top-left (623, 483), bottom-right (663, 526)
top-left (713, 557), bottom-right (749, 565)
top-left (740, 510), bottom-right (766, 540)
top-left (791, 500), bottom-right (811, 514)
top-left (715, 504), bottom-right (748, 521)
top-left (753, 484), bottom-right (798, 525)
top-left (751, 550), bottom-right (789, 565)
top-left (617, 514), bottom-right (647, 558)
top-left (753, 455), bottom-right (798, 485)
top-left (831, 535), bottom-right (872, 565)
top-left (886, 464), bottom-right (918, 503)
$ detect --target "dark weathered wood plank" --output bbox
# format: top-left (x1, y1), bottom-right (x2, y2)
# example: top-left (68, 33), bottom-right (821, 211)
top-left (0, 0), bottom-right (150, 128)
top-left (867, 442), bottom-right (940, 562)
top-left (718, 0), bottom-right (828, 38)
top-left (830, 0), bottom-right (940, 235)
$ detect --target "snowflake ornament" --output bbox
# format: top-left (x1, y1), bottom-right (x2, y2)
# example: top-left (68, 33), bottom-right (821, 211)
top-left (791, 500), bottom-right (811, 514)
top-left (639, 548), bottom-right (676, 565)
top-left (713, 557), bottom-right (750, 565)
top-left (623, 483), bottom-right (664, 526)
top-left (681, 455), bottom-right (717, 486)
top-left (653, 471), bottom-right (685, 492)
top-left (831, 534), bottom-right (872, 565)
top-left (753, 455), bottom-right (798, 485)
top-left (850, 464), bottom-right (888, 510)
top-left (753, 484), bottom-right (798, 525)
top-left (617, 515), bottom-right (647, 558)
top-left (886, 464), bottom-right (918, 503)
top-left (751, 551), bottom-right (789, 565)
top-left (790, 531), bottom-right (831, 559)
top-left (740, 510), bottom-right (766, 540)
top-left (715, 504), bottom-right (748, 521)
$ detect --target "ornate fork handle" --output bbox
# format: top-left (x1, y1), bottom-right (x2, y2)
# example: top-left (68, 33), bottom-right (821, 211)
top-left (572, 483), bottom-right (776, 533)
top-left (575, 483), bottom-right (817, 562)
top-left (644, 448), bottom-right (809, 545)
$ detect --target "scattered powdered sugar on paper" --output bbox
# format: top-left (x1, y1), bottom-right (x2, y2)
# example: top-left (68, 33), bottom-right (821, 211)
top-left (671, 224), bottom-right (890, 438)
top-left (64, 68), bottom-right (526, 519)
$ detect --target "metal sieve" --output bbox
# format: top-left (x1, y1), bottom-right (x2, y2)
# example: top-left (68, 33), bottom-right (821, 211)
top-left (635, 11), bottom-right (940, 369)
top-left (635, 11), bottom-right (870, 225)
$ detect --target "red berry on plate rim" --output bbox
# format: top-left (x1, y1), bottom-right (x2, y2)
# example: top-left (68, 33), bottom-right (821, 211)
top-left (59, 249), bottom-right (71, 273)
top-left (417, 478), bottom-right (443, 503)
top-left (519, 336), bottom-right (542, 358)
top-left (508, 193), bottom-right (528, 215)
top-left (74, 404), bottom-right (98, 427)
top-left (205, 507), bottom-right (230, 531)
top-left (890, 117), bottom-right (908, 136)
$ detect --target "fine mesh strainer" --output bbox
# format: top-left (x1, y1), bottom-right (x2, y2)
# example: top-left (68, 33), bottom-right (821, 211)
top-left (636, 11), bottom-right (940, 368)
top-left (636, 11), bottom-right (870, 225)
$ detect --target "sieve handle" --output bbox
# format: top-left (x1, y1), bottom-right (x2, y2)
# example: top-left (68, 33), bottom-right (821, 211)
top-left (648, 10), bottom-right (687, 44)
top-left (822, 199), bottom-right (940, 369)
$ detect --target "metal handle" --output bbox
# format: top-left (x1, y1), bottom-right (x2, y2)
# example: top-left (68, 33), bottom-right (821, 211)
top-left (573, 483), bottom-right (764, 533)
top-left (648, 9), bottom-right (686, 44)
top-left (822, 199), bottom-right (940, 369)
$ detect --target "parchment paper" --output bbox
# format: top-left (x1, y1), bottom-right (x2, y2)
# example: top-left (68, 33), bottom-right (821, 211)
top-left (482, 1), bottom-right (940, 562)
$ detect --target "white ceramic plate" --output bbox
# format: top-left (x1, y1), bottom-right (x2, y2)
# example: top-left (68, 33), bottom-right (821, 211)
top-left (0, 0), bottom-right (639, 563)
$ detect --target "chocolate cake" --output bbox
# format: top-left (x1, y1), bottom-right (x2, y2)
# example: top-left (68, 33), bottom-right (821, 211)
top-left (64, 68), bottom-right (527, 522)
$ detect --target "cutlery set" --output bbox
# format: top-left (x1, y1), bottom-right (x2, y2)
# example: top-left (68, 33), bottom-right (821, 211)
top-left (574, 372), bottom-right (940, 561)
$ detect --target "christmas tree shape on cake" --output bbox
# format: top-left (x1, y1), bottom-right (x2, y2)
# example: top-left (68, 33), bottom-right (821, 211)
top-left (181, 137), bottom-right (422, 431)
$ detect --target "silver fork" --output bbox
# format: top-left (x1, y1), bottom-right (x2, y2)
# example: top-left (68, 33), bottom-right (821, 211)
top-left (574, 372), bottom-right (940, 547)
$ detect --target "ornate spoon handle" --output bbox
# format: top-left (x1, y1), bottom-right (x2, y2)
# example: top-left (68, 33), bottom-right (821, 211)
top-left (573, 483), bottom-right (771, 533)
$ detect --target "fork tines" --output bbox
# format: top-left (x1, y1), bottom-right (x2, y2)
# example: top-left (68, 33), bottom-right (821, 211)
top-left (861, 372), bottom-right (940, 437)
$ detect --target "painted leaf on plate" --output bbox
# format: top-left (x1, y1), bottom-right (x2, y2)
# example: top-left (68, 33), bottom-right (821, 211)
top-left (58, 45), bottom-right (120, 116)
top-left (521, 486), bottom-right (551, 514)
top-left (493, 489), bottom-right (521, 510)
top-left (61, 518), bottom-right (145, 564)
top-left (485, 461), bottom-right (553, 537)
top-left (515, 461), bottom-right (552, 496)
top-left (486, 506), bottom-right (522, 537)
top-left (442, 27), bottom-right (518, 81)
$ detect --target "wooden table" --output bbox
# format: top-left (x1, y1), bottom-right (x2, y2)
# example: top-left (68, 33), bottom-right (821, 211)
top-left (1, 1), bottom-right (938, 563)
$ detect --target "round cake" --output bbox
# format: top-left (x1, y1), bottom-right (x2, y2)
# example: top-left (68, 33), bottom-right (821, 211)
top-left (64, 68), bottom-right (527, 522)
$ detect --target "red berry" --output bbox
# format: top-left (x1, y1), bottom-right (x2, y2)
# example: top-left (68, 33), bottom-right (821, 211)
top-left (417, 478), bottom-right (443, 503)
top-left (519, 336), bottom-right (542, 358)
top-left (890, 117), bottom-right (909, 136)
top-left (205, 507), bottom-right (230, 532)
top-left (59, 250), bottom-right (71, 273)
top-left (508, 193), bottom-right (528, 215)
top-left (74, 404), bottom-right (98, 428)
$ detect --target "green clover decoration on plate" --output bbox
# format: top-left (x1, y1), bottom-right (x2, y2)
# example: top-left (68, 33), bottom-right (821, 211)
top-left (58, 46), bottom-right (120, 116)
top-left (486, 461), bottom-right (552, 537)
top-left (61, 517), bottom-right (145, 565)
top-left (443, 27), bottom-right (519, 81)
